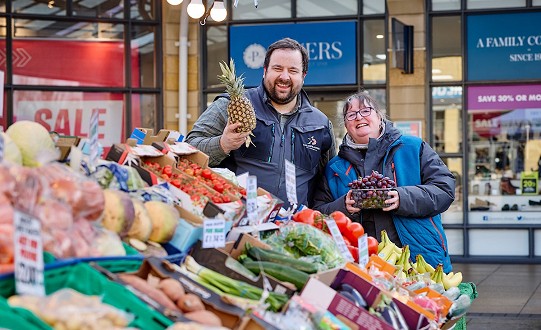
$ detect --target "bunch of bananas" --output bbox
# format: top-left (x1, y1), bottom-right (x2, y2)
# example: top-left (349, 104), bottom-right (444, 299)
top-left (377, 230), bottom-right (463, 290)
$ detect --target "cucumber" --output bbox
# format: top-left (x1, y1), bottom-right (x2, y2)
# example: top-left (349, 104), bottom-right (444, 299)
top-left (246, 246), bottom-right (319, 274)
top-left (241, 259), bottom-right (310, 290)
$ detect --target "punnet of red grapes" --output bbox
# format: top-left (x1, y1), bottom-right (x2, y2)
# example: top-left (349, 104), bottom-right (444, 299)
top-left (348, 170), bottom-right (397, 209)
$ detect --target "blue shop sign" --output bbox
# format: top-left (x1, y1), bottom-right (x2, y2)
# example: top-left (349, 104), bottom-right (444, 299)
top-left (229, 21), bottom-right (357, 86)
top-left (467, 12), bottom-right (541, 81)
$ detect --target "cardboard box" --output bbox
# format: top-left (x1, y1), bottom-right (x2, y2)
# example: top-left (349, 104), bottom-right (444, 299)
top-left (190, 241), bottom-right (296, 296)
top-left (123, 257), bottom-right (246, 329)
top-left (301, 276), bottom-right (394, 330)
top-left (130, 128), bottom-right (174, 145)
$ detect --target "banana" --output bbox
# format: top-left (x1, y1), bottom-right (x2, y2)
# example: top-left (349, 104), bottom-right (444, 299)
top-left (416, 254), bottom-right (435, 274)
top-left (414, 255), bottom-right (426, 274)
top-left (431, 264), bottom-right (444, 284)
top-left (442, 271), bottom-right (463, 290)
top-left (386, 251), bottom-right (399, 265)
top-left (378, 230), bottom-right (391, 252)
top-left (393, 244), bottom-right (402, 255)
top-left (378, 242), bottom-right (396, 261)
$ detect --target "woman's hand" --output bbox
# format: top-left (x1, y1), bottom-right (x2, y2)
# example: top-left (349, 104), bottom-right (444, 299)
top-left (345, 190), bottom-right (361, 214)
top-left (382, 189), bottom-right (400, 211)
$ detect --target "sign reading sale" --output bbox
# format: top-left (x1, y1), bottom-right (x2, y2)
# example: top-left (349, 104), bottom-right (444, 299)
top-left (17, 100), bottom-right (123, 147)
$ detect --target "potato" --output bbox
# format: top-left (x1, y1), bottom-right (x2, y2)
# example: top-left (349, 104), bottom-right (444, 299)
top-left (176, 293), bottom-right (205, 313)
top-left (158, 278), bottom-right (185, 303)
top-left (184, 310), bottom-right (223, 327)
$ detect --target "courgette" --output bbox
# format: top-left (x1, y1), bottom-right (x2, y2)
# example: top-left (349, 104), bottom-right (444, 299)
top-left (246, 245), bottom-right (319, 274)
top-left (241, 259), bottom-right (310, 290)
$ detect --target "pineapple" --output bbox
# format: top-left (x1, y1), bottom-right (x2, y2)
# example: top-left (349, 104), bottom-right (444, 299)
top-left (218, 58), bottom-right (256, 147)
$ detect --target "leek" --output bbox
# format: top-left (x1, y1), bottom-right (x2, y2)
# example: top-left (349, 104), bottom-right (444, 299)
top-left (184, 256), bottom-right (288, 312)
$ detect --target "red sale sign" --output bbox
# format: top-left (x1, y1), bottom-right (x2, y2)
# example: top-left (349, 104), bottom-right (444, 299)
top-left (17, 101), bottom-right (123, 146)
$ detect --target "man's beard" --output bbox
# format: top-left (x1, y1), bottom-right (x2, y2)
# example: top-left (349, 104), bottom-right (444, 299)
top-left (265, 79), bottom-right (299, 105)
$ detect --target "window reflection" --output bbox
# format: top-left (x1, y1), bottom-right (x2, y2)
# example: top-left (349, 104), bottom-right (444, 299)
top-left (432, 86), bottom-right (463, 154)
top-left (431, 16), bottom-right (462, 81)
top-left (297, 0), bottom-right (357, 17)
top-left (232, 0), bottom-right (290, 20)
top-left (467, 0), bottom-right (525, 9)
top-left (363, 19), bottom-right (386, 84)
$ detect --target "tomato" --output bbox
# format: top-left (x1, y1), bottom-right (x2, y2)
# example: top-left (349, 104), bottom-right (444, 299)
top-left (367, 236), bottom-right (379, 256)
top-left (171, 178), bottom-right (181, 188)
top-left (184, 168), bottom-right (194, 176)
top-left (201, 168), bottom-right (213, 179)
top-left (162, 165), bottom-right (173, 176)
top-left (292, 208), bottom-right (321, 227)
top-left (348, 245), bottom-right (359, 263)
top-left (345, 222), bottom-right (365, 247)
top-left (348, 222), bottom-right (365, 240)
top-left (213, 183), bottom-right (224, 193)
top-left (330, 211), bottom-right (351, 234)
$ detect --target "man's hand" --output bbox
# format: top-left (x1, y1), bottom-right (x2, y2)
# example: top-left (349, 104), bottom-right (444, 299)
top-left (220, 121), bottom-right (251, 154)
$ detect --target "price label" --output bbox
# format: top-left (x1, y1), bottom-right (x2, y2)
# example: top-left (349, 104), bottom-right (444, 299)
top-left (202, 218), bottom-right (226, 249)
top-left (284, 159), bottom-right (297, 205)
top-left (325, 219), bottom-right (354, 262)
top-left (13, 210), bottom-right (45, 296)
top-left (358, 234), bottom-right (369, 267)
top-left (246, 175), bottom-right (258, 225)
top-left (521, 172), bottom-right (538, 195)
top-left (88, 108), bottom-right (99, 170)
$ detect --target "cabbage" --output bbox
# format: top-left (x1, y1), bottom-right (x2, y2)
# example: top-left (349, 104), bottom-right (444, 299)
top-left (6, 121), bottom-right (57, 167)
top-left (0, 132), bottom-right (22, 165)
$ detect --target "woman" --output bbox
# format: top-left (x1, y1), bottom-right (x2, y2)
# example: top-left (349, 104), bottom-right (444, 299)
top-left (312, 92), bottom-right (455, 272)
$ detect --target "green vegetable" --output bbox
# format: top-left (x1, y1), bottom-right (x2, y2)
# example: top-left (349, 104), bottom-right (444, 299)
top-left (246, 245), bottom-right (319, 274)
top-left (184, 256), bottom-right (288, 312)
top-left (241, 259), bottom-right (310, 291)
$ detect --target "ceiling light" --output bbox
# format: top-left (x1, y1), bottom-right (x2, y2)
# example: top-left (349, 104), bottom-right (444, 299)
top-left (166, 0), bottom-right (183, 5)
top-left (187, 0), bottom-right (205, 19)
top-left (432, 69), bottom-right (442, 74)
top-left (375, 54), bottom-right (386, 60)
top-left (210, 1), bottom-right (227, 22)
top-left (433, 75), bottom-right (454, 81)
top-left (376, 34), bottom-right (384, 39)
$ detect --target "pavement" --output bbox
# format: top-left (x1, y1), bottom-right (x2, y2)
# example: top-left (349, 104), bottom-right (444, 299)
top-left (453, 263), bottom-right (541, 330)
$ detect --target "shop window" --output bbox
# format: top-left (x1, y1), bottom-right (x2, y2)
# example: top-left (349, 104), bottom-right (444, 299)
top-left (130, 0), bottom-right (156, 20)
top-left (13, 90), bottom-right (126, 147)
top-left (363, 0), bottom-right (385, 14)
top-left (74, 0), bottom-right (127, 19)
top-left (432, 86), bottom-right (463, 155)
top-left (13, 0), bottom-right (66, 16)
top-left (441, 156), bottom-right (463, 223)
top-left (232, 0), bottom-right (290, 20)
top-left (206, 26), bottom-right (227, 88)
top-left (469, 229), bottom-right (529, 256)
top-left (536, 230), bottom-right (541, 256)
top-left (467, 0), bottom-right (526, 9)
top-left (431, 16), bottom-right (461, 82)
top-left (431, 0), bottom-right (461, 11)
top-left (467, 85), bottom-right (541, 223)
top-left (534, 0), bottom-right (541, 5)
top-left (12, 19), bottom-right (126, 87)
top-left (132, 93), bottom-right (157, 132)
top-left (131, 25), bottom-right (157, 88)
top-left (297, 0), bottom-right (357, 17)
top-left (445, 229), bottom-right (463, 255)
top-left (363, 19), bottom-right (386, 84)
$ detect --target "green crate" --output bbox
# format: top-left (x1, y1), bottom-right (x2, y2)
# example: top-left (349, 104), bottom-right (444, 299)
top-left (0, 263), bottom-right (173, 330)
top-left (0, 297), bottom-right (50, 330)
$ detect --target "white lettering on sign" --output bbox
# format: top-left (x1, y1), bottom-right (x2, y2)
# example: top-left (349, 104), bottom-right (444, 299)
top-left (302, 41), bottom-right (343, 60)
top-left (17, 100), bottom-right (123, 147)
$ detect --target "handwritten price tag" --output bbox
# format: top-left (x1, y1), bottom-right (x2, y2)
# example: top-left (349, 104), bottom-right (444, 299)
top-left (13, 210), bottom-right (45, 296)
top-left (284, 159), bottom-right (297, 206)
top-left (202, 218), bottom-right (226, 249)
top-left (246, 175), bottom-right (258, 225)
top-left (325, 219), bottom-right (354, 262)
top-left (358, 234), bottom-right (369, 267)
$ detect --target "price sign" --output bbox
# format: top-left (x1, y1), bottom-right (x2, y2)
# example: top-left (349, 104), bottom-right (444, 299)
top-left (358, 234), bottom-right (369, 267)
top-left (246, 175), bottom-right (258, 225)
top-left (325, 219), bottom-right (354, 262)
top-left (284, 159), bottom-right (297, 206)
top-left (521, 172), bottom-right (538, 195)
top-left (202, 218), bottom-right (226, 249)
top-left (13, 210), bottom-right (45, 296)
top-left (88, 108), bottom-right (99, 170)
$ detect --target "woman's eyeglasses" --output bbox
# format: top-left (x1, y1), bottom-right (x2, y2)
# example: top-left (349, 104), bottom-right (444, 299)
top-left (345, 107), bottom-right (373, 121)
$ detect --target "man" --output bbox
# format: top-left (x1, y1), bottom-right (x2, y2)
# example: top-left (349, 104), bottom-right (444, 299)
top-left (185, 38), bottom-right (336, 208)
